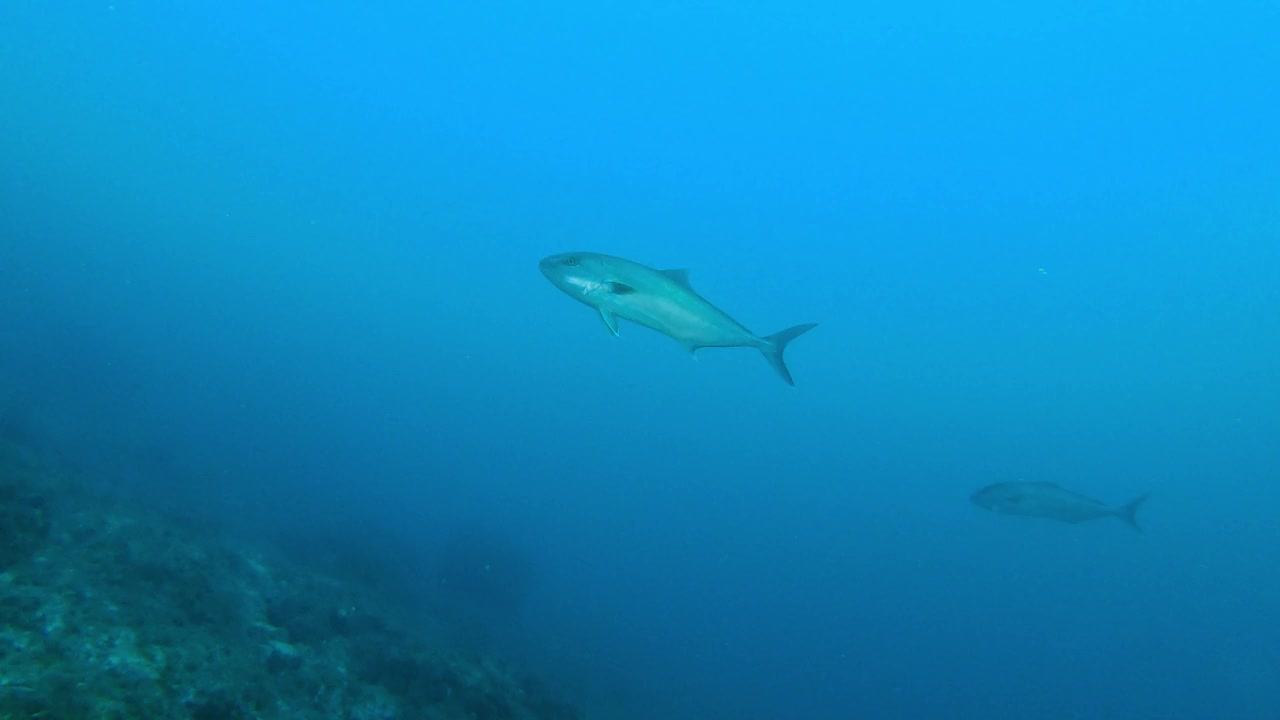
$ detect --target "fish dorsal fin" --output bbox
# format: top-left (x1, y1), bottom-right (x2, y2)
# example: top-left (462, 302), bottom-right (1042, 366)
top-left (598, 308), bottom-right (620, 336)
top-left (660, 268), bottom-right (694, 291)
top-left (1031, 481), bottom-right (1061, 488)
top-left (605, 281), bottom-right (636, 295)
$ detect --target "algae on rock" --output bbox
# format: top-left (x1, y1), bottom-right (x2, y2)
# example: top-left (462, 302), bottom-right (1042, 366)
top-left (0, 441), bottom-right (581, 720)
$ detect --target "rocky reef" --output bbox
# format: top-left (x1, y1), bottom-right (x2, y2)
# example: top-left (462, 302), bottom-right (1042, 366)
top-left (0, 440), bottom-right (581, 720)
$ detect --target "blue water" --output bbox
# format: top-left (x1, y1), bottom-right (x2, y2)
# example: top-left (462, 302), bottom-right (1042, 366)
top-left (3, 2), bottom-right (1278, 718)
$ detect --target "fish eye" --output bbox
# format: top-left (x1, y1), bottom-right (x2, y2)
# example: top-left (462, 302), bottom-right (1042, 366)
top-left (562, 256), bottom-right (579, 266)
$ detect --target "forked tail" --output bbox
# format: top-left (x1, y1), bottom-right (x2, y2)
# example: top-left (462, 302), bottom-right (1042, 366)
top-left (759, 323), bottom-right (818, 386)
top-left (1117, 493), bottom-right (1151, 533)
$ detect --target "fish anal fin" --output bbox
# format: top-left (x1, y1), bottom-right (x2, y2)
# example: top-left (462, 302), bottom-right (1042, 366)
top-left (598, 309), bottom-right (620, 336)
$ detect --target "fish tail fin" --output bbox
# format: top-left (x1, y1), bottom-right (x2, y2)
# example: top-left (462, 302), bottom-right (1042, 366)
top-left (758, 323), bottom-right (818, 386)
top-left (1117, 493), bottom-right (1150, 533)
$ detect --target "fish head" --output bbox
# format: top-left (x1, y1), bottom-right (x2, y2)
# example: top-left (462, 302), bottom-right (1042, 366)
top-left (969, 484), bottom-right (1023, 513)
top-left (539, 252), bottom-right (611, 302)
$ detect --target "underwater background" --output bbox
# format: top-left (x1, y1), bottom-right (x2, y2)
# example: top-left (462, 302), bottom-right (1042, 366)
top-left (2, 2), bottom-right (1278, 719)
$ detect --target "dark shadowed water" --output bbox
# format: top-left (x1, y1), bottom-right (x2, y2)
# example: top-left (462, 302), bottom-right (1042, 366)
top-left (2, 2), bottom-right (1278, 718)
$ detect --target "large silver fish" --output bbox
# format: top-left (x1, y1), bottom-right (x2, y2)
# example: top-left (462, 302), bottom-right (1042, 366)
top-left (971, 481), bottom-right (1150, 532)
top-left (539, 252), bottom-right (817, 385)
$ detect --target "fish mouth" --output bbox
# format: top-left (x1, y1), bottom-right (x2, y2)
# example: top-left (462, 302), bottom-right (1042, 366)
top-left (538, 256), bottom-right (557, 278)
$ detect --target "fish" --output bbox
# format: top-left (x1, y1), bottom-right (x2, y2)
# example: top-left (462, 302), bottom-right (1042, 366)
top-left (539, 252), bottom-right (817, 385)
top-left (970, 481), bottom-right (1150, 532)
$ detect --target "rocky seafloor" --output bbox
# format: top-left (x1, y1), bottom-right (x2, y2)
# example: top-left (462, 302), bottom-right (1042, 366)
top-left (0, 440), bottom-right (581, 720)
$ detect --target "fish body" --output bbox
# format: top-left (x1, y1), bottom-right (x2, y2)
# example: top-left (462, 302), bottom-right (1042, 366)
top-left (971, 481), bottom-right (1149, 532)
top-left (539, 252), bottom-right (816, 385)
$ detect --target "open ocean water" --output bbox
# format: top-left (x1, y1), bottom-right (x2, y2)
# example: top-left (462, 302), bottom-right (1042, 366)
top-left (1, 2), bottom-right (1278, 719)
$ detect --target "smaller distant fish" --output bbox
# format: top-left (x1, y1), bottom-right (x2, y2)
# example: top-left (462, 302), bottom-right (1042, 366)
top-left (970, 481), bottom-right (1150, 532)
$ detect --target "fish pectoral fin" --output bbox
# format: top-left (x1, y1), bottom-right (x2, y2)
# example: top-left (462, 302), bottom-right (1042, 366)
top-left (598, 309), bottom-right (620, 336)
top-left (605, 281), bottom-right (636, 295)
